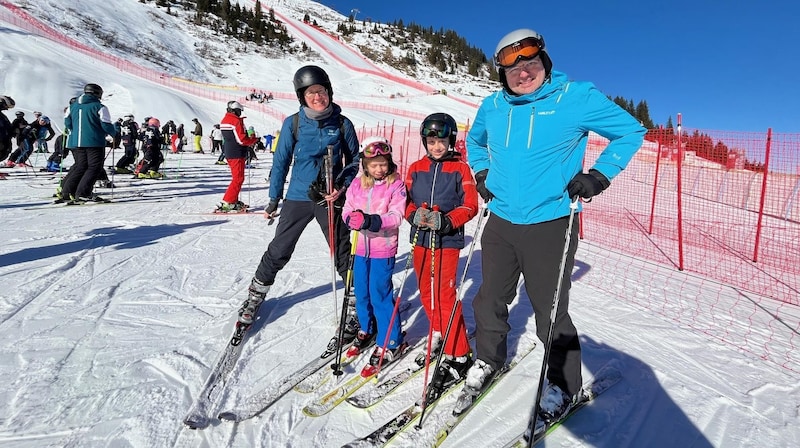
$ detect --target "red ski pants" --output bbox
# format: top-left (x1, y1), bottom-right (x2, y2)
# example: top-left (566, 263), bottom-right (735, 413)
top-left (413, 245), bottom-right (470, 357)
top-left (223, 157), bottom-right (246, 203)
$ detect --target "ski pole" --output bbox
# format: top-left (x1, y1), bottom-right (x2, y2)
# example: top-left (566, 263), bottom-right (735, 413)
top-left (526, 197), bottom-right (579, 447)
top-left (416, 205), bottom-right (438, 424)
top-left (110, 144), bottom-right (115, 200)
top-left (417, 206), bottom-right (489, 429)
top-left (247, 144), bottom-right (253, 208)
top-left (332, 229), bottom-right (359, 376)
top-left (324, 145), bottom-right (338, 325)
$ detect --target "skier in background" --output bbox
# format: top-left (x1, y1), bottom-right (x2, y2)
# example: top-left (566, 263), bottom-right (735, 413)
top-left (210, 123), bottom-right (222, 154)
top-left (59, 83), bottom-right (117, 203)
top-left (114, 114), bottom-right (140, 174)
top-left (0, 95), bottom-right (15, 164)
top-left (135, 117), bottom-right (165, 179)
top-left (191, 118), bottom-right (204, 153)
top-left (216, 100), bottom-right (258, 212)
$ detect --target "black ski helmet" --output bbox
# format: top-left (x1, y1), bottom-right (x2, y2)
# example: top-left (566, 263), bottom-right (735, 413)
top-left (420, 113), bottom-right (458, 150)
top-left (84, 83), bottom-right (104, 98)
top-left (494, 29), bottom-right (552, 94)
top-left (293, 65), bottom-right (332, 106)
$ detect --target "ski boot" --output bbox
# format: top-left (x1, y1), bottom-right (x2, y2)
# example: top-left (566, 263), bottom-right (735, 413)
top-left (231, 278), bottom-right (271, 345)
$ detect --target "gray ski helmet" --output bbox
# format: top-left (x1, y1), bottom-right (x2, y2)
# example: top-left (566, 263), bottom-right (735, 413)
top-left (420, 113), bottom-right (458, 150)
top-left (83, 83), bottom-right (104, 98)
top-left (293, 65), bottom-right (332, 106)
top-left (0, 95), bottom-right (15, 110)
top-left (494, 29), bottom-right (552, 92)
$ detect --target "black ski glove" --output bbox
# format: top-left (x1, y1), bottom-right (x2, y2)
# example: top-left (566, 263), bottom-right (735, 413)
top-left (265, 199), bottom-right (279, 216)
top-left (567, 169), bottom-right (611, 199)
top-left (307, 178), bottom-right (326, 204)
top-left (474, 169), bottom-right (493, 202)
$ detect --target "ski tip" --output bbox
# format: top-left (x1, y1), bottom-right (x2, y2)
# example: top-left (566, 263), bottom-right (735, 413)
top-left (217, 411), bottom-right (239, 422)
top-left (183, 417), bottom-right (209, 430)
top-left (360, 365), bottom-right (379, 378)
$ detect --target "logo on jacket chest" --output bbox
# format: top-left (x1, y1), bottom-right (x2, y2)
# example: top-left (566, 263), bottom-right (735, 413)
top-left (537, 110), bottom-right (556, 116)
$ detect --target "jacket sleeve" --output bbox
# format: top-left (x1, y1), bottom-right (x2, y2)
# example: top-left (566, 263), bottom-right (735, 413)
top-left (44, 124), bottom-right (56, 141)
top-left (379, 179), bottom-right (407, 231)
top-left (446, 163), bottom-right (479, 228)
top-left (336, 118), bottom-right (360, 190)
top-left (579, 84), bottom-right (646, 180)
top-left (268, 117), bottom-right (295, 200)
top-left (466, 98), bottom-right (492, 174)
top-left (342, 180), bottom-right (359, 224)
top-left (403, 164), bottom-right (419, 222)
top-left (64, 105), bottom-right (73, 132)
top-left (99, 106), bottom-right (118, 137)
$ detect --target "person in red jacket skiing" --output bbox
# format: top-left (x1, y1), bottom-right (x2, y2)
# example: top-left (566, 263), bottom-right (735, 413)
top-left (217, 101), bottom-right (258, 212)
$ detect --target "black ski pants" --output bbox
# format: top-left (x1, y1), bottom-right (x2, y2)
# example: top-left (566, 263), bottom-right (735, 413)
top-left (116, 143), bottom-right (137, 168)
top-left (61, 147), bottom-right (104, 199)
top-left (254, 200), bottom-right (351, 286)
top-left (471, 213), bottom-right (582, 397)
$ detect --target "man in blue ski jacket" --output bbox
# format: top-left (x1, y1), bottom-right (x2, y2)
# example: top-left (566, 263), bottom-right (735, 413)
top-left (461, 28), bottom-right (646, 422)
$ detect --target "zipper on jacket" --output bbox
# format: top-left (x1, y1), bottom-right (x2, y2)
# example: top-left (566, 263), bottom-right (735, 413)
top-left (428, 161), bottom-right (440, 207)
top-left (527, 108), bottom-right (535, 148)
top-left (364, 188), bottom-right (373, 258)
top-left (504, 109), bottom-right (512, 147)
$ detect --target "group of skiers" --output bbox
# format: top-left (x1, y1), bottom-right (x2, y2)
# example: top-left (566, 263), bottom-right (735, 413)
top-left (3, 26), bottom-right (648, 431)
top-left (0, 108), bottom-right (56, 168)
top-left (224, 26), bottom-right (646, 432)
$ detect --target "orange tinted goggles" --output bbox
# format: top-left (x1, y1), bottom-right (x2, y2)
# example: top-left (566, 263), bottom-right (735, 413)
top-left (494, 37), bottom-right (543, 68)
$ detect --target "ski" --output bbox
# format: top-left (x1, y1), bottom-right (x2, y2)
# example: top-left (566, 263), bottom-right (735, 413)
top-left (343, 341), bottom-right (536, 448)
top-left (346, 334), bottom-right (450, 409)
top-left (302, 338), bottom-right (422, 417)
top-left (427, 341), bottom-right (538, 447)
top-left (294, 338), bottom-right (374, 394)
top-left (341, 380), bottom-right (459, 448)
top-left (216, 339), bottom-right (356, 422)
top-left (502, 361), bottom-right (623, 447)
top-left (182, 322), bottom-right (254, 429)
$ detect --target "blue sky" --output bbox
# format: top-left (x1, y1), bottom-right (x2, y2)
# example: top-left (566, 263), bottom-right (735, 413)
top-left (318, 1), bottom-right (799, 133)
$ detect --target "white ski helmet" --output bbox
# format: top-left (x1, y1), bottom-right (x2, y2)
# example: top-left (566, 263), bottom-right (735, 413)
top-left (227, 100), bottom-right (244, 116)
top-left (359, 136), bottom-right (396, 174)
top-left (494, 29), bottom-right (552, 92)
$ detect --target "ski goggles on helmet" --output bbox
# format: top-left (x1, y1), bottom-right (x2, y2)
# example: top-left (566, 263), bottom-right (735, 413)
top-left (421, 120), bottom-right (454, 139)
top-left (362, 140), bottom-right (392, 158)
top-left (494, 37), bottom-right (543, 68)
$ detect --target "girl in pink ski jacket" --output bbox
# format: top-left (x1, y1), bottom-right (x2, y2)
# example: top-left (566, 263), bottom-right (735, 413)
top-left (342, 136), bottom-right (407, 366)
